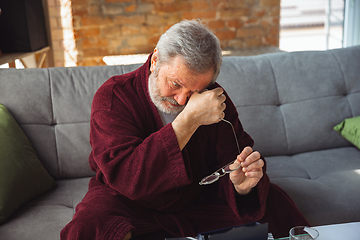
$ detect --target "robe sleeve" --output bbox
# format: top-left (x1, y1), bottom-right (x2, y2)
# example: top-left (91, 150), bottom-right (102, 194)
top-left (89, 87), bottom-right (192, 202)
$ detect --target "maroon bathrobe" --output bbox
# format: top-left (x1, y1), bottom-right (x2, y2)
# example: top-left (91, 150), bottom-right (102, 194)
top-left (60, 55), bottom-right (309, 240)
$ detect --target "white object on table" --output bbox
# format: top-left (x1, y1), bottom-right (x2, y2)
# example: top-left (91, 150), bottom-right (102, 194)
top-left (313, 222), bottom-right (360, 240)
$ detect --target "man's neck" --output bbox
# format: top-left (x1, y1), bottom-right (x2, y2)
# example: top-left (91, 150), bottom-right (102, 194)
top-left (157, 109), bottom-right (178, 126)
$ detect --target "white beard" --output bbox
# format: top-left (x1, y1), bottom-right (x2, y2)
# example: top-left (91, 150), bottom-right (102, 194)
top-left (148, 66), bottom-right (185, 115)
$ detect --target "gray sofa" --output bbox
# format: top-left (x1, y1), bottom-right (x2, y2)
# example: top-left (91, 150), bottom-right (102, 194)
top-left (0, 45), bottom-right (359, 239)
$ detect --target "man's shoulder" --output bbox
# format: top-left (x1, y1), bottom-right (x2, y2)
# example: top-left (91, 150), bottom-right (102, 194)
top-left (99, 60), bottom-right (149, 94)
top-left (92, 66), bottom-right (148, 112)
top-left (105, 69), bottom-right (137, 88)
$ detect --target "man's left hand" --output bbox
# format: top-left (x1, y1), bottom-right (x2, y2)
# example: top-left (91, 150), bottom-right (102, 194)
top-left (229, 146), bottom-right (264, 195)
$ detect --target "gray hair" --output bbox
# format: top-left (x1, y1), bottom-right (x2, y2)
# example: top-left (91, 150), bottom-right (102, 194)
top-left (155, 19), bottom-right (222, 84)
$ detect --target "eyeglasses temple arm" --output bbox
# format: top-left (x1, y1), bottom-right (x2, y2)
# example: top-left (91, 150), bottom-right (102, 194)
top-left (220, 118), bottom-right (241, 156)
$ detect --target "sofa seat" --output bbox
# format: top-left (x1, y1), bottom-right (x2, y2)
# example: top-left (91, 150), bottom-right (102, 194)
top-left (0, 178), bottom-right (91, 240)
top-left (267, 147), bottom-right (360, 226)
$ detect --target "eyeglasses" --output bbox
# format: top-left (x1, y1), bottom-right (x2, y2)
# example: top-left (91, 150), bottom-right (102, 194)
top-left (199, 118), bottom-right (241, 185)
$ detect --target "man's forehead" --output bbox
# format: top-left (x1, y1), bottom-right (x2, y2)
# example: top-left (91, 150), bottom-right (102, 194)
top-left (167, 57), bottom-right (213, 90)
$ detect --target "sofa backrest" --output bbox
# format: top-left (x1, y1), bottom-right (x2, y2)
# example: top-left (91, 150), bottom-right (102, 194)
top-left (217, 45), bottom-right (360, 156)
top-left (0, 64), bottom-right (141, 179)
top-left (0, 46), bottom-right (359, 179)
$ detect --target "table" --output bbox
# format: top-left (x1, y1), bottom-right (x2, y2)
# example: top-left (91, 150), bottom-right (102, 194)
top-left (0, 46), bottom-right (50, 68)
top-left (275, 222), bottom-right (360, 240)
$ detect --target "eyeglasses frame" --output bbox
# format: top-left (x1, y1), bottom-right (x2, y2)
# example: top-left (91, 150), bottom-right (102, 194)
top-left (199, 118), bottom-right (242, 185)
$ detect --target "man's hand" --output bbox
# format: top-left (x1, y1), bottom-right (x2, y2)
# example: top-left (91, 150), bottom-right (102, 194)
top-left (229, 146), bottom-right (264, 195)
top-left (183, 87), bottom-right (226, 127)
top-left (172, 87), bottom-right (226, 150)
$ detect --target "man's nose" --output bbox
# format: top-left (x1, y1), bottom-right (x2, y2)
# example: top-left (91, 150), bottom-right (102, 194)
top-left (174, 91), bottom-right (189, 106)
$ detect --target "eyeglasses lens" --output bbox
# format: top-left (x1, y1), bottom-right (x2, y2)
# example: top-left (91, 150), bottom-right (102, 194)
top-left (199, 173), bottom-right (220, 185)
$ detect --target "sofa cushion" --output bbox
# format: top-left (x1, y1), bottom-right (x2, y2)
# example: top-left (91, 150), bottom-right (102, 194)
top-left (0, 178), bottom-right (90, 240)
top-left (0, 104), bottom-right (57, 224)
top-left (334, 116), bottom-right (360, 149)
top-left (217, 46), bottom-right (360, 157)
top-left (266, 147), bottom-right (360, 226)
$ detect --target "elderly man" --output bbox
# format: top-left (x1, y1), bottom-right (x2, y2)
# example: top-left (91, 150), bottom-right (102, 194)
top-left (61, 20), bottom-right (308, 240)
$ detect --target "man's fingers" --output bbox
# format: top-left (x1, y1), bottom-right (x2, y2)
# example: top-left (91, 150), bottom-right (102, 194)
top-left (241, 150), bottom-right (261, 167)
top-left (244, 168), bottom-right (263, 179)
top-left (242, 159), bottom-right (264, 172)
top-left (239, 146), bottom-right (253, 162)
top-left (212, 87), bottom-right (224, 95)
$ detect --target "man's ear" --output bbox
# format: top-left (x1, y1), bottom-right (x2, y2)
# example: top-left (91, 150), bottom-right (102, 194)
top-left (150, 49), bottom-right (158, 73)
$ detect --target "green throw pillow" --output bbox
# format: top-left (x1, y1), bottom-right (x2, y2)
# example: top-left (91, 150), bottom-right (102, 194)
top-left (334, 116), bottom-right (360, 149)
top-left (0, 104), bottom-right (56, 224)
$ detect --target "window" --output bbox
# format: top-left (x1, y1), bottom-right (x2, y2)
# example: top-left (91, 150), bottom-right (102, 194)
top-left (280, 0), bottom-right (345, 52)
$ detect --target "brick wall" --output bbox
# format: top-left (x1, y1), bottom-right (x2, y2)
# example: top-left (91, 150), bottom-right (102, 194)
top-left (46, 0), bottom-right (77, 67)
top-left (47, 0), bottom-right (280, 67)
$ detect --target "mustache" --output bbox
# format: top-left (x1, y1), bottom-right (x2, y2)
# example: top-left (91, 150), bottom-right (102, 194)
top-left (161, 97), bottom-right (180, 106)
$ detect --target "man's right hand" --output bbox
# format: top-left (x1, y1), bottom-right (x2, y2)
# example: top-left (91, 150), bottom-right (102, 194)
top-left (183, 87), bottom-right (226, 127)
top-left (172, 87), bottom-right (226, 150)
